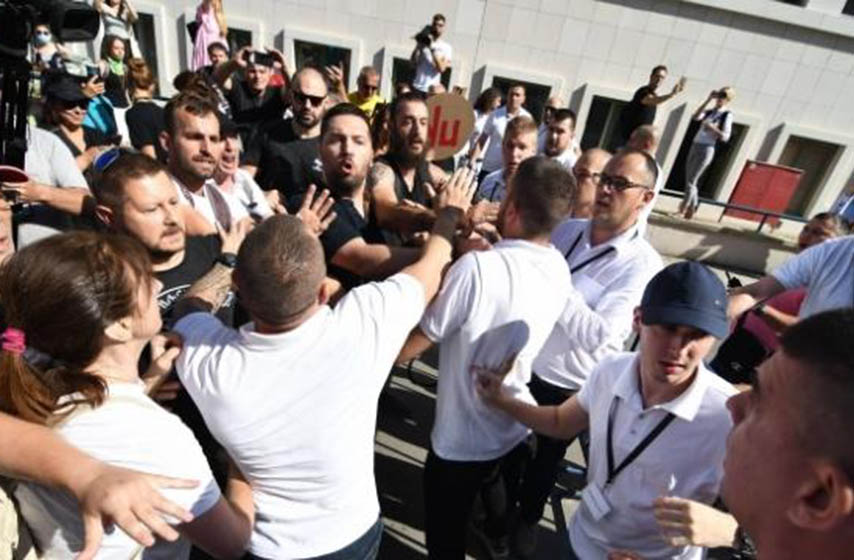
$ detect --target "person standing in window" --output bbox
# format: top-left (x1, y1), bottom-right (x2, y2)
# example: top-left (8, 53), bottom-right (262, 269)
top-left (125, 58), bottom-right (167, 163)
top-left (410, 14), bottom-right (452, 97)
top-left (30, 22), bottom-right (68, 73)
top-left (192, 0), bottom-right (228, 72)
top-left (94, 0), bottom-right (139, 57)
top-left (679, 87), bottom-right (735, 220)
top-left (97, 34), bottom-right (131, 109)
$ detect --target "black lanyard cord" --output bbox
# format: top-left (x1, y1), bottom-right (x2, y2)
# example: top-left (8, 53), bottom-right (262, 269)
top-left (605, 398), bottom-right (676, 486)
top-left (564, 231), bottom-right (617, 274)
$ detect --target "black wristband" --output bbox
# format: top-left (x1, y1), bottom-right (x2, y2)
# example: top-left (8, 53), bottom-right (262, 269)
top-left (216, 252), bottom-right (238, 268)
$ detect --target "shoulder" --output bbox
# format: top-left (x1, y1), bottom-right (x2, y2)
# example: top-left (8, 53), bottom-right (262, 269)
top-left (550, 217), bottom-right (586, 245)
top-left (369, 159), bottom-right (395, 187)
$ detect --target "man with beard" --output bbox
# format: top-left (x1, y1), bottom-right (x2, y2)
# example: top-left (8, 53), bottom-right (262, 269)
top-left (317, 103), bottom-right (425, 289)
top-left (160, 91), bottom-right (233, 232)
top-left (543, 108), bottom-right (578, 170)
top-left (213, 45), bottom-right (290, 144)
top-left (368, 91), bottom-right (449, 246)
top-left (244, 67), bottom-right (328, 211)
top-left (395, 157), bottom-right (575, 559)
top-left (475, 115), bottom-right (538, 203)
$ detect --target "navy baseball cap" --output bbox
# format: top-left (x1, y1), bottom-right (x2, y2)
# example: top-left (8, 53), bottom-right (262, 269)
top-left (640, 261), bottom-right (728, 338)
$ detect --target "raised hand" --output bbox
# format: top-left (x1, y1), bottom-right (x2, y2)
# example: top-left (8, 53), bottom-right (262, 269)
top-left (218, 217), bottom-right (254, 255)
top-left (436, 167), bottom-right (477, 216)
top-left (296, 184), bottom-right (337, 236)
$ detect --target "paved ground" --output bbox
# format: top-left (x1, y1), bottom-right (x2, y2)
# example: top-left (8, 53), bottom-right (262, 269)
top-left (374, 354), bottom-right (585, 559)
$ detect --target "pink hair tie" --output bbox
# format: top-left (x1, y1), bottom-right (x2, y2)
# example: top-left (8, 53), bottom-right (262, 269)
top-left (1, 328), bottom-right (26, 355)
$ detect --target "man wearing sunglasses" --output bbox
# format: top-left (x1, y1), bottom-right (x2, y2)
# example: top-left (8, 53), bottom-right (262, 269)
top-left (325, 64), bottom-right (385, 121)
top-left (244, 67), bottom-right (329, 213)
top-left (507, 149), bottom-right (663, 558)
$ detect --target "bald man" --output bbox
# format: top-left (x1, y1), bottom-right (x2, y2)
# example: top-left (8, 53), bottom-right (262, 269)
top-left (571, 148), bottom-right (611, 219)
top-left (626, 124), bottom-right (663, 232)
top-left (244, 67), bottom-right (329, 210)
top-left (325, 64), bottom-right (385, 120)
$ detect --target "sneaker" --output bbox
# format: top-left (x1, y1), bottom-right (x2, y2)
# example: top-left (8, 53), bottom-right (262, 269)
top-left (469, 521), bottom-right (510, 560)
top-left (512, 520), bottom-right (539, 559)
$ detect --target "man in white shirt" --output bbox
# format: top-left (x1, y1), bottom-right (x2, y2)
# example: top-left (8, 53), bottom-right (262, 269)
top-left (470, 84), bottom-right (531, 182)
top-left (625, 124), bottom-right (663, 233)
top-left (474, 115), bottom-right (538, 203)
top-left (729, 235), bottom-right (854, 321)
top-left (478, 261), bottom-right (736, 560)
top-left (542, 108), bottom-right (578, 170)
top-left (511, 149), bottom-right (663, 557)
top-left (411, 13), bottom-right (452, 95)
top-left (536, 96), bottom-right (562, 153)
top-left (724, 308), bottom-right (854, 560)
top-left (571, 148), bottom-right (612, 219)
top-left (396, 156), bottom-right (576, 559)
top-left (172, 160), bottom-right (476, 558)
top-left (160, 91), bottom-right (232, 232)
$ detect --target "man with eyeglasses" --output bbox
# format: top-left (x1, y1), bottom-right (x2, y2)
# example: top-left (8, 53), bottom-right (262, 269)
top-left (507, 149), bottom-right (663, 559)
top-left (244, 67), bottom-right (329, 212)
top-left (571, 148), bottom-right (611, 219)
top-left (325, 64), bottom-right (385, 121)
top-left (213, 45), bottom-right (291, 145)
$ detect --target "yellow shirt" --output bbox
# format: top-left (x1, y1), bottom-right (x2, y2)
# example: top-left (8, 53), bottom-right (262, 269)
top-left (348, 92), bottom-right (385, 119)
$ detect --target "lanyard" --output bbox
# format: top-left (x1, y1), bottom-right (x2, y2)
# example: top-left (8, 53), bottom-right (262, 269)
top-left (564, 231), bottom-right (616, 274)
top-left (605, 397), bottom-right (676, 486)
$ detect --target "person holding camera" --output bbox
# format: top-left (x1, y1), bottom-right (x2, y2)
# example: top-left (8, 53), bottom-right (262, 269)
top-left (410, 14), bottom-right (452, 96)
top-left (679, 87), bottom-right (735, 220)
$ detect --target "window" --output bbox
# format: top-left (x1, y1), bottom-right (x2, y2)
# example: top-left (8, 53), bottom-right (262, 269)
top-left (490, 76), bottom-right (551, 125)
top-left (391, 56), bottom-right (451, 90)
top-left (227, 27), bottom-right (252, 53)
top-left (132, 13), bottom-right (159, 94)
top-left (294, 39), bottom-right (351, 84)
top-left (664, 120), bottom-right (749, 199)
top-left (579, 95), bottom-right (627, 151)
top-left (844, 0), bottom-right (854, 15)
top-left (777, 136), bottom-right (843, 216)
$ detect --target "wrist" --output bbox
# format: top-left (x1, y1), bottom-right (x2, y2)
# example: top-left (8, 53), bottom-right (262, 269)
top-left (62, 454), bottom-right (102, 500)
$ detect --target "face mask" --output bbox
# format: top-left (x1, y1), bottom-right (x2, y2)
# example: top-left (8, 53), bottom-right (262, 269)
top-left (34, 32), bottom-right (52, 46)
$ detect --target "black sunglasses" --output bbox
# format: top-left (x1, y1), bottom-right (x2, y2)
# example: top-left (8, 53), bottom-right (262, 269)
top-left (60, 98), bottom-right (90, 110)
top-left (293, 90), bottom-right (326, 107)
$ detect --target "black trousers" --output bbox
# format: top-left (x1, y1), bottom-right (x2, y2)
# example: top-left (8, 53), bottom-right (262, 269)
top-left (423, 443), bottom-right (530, 559)
top-left (517, 374), bottom-right (579, 524)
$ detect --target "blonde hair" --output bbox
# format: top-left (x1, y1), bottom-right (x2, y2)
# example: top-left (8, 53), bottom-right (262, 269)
top-left (211, 0), bottom-right (228, 37)
top-left (721, 86), bottom-right (736, 101)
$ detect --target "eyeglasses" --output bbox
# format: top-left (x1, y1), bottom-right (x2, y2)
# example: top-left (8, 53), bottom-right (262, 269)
top-left (597, 173), bottom-right (651, 192)
top-left (60, 99), bottom-right (90, 111)
top-left (573, 169), bottom-right (601, 183)
top-left (293, 90), bottom-right (326, 107)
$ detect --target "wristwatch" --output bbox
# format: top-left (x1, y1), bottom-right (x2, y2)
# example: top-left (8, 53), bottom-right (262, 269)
top-left (215, 252), bottom-right (238, 268)
top-left (754, 303), bottom-right (766, 316)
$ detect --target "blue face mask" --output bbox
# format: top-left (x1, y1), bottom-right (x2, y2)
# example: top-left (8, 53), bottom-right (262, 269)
top-left (34, 31), bottom-right (52, 46)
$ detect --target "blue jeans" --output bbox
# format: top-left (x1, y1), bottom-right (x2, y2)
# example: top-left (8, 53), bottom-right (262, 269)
top-left (244, 518), bottom-right (383, 560)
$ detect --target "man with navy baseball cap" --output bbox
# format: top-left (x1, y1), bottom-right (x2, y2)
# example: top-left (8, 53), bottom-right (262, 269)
top-left (477, 261), bottom-right (737, 559)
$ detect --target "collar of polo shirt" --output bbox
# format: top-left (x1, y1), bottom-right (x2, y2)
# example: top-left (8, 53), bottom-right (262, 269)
top-left (613, 354), bottom-right (711, 422)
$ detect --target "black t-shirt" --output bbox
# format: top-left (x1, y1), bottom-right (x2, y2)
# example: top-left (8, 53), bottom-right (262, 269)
top-left (125, 101), bottom-right (167, 163)
top-left (319, 198), bottom-right (385, 289)
top-left (155, 235), bottom-right (236, 328)
top-left (245, 118), bottom-right (324, 208)
top-left (50, 125), bottom-right (109, 158)
top-left (617, 85), bottom-right (656, 141)
top-left (226, 79), bottom-right (287, 142)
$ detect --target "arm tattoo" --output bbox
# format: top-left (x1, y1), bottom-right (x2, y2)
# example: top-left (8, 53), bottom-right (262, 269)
top-left (368, 161), bottom-right (393, 191)
top-left (172, 263), bottom-right (233, 321)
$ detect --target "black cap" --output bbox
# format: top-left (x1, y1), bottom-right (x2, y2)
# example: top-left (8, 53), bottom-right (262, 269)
top-left (640, 261), bottom-right (728, 338)
top-left (218, 115), bottom-right (239, 138)
top-left (43, 73), bottom-right (88, 103)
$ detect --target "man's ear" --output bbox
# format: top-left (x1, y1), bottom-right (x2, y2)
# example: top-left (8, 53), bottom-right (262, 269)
top-left (159, 131), bottom-right (172, 159)
top-left (94, 204), bottom-right (116, 229)
top-left (632, 307), bottom-right (642, 334)
top-left (788, 461), bottom-right (854, 532)
top-left (104, 317), bottom-right (133, 343)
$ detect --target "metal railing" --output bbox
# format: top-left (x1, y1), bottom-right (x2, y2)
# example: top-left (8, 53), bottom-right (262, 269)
top-left (658, 188), bottom-right (808, 234)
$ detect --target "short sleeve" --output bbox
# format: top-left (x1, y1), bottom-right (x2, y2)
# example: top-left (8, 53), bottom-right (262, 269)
top-left (174, 312), bottom-right (239, 397)
top-left (319, 202), bottom-right (362, 259)
top-left (419, 253), bottom-right (480, 342)
top-left (772, 242), bottom-right (823, 291)
top-left (575, 363), bottom-right (601, 413)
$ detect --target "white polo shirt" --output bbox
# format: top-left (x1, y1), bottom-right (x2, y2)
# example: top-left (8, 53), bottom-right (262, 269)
top-left (550, 147), bottom-right (577, 170)
top-left (772, 235), bottom-right (854, 318)
top-left (174, 273), bottom-right (426, 558)
top-left (420, 239), bottom-right (572, 461)
top-left (16, 381), bottom-right (221, 559)
top-left (480, 105), bottom-right (532, 173)
top-left (412, 39), bottom-right (452, 93)
top-left (533, 219), bottom-right (663, 390)
top-left (570, 353), bottom-right (736, 560)
top-left (475, 169), bottom-right (507, 202)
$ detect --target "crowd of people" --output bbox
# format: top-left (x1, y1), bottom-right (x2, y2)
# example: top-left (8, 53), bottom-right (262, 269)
top-left (2, 6), bottom-right (854, 560)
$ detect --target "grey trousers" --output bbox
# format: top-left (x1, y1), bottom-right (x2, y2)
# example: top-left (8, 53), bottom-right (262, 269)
top-left (682, 143), bottom-right (716, 213)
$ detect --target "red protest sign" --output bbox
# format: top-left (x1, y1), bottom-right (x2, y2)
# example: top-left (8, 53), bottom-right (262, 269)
top-left (426, 93), bottom-right (475, 160)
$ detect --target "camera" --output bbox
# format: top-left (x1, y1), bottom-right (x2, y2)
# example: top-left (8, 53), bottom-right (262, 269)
top-left (414, 25), bottom-right (433, 47)
top-left (242, 50), bottom-right (275, 68)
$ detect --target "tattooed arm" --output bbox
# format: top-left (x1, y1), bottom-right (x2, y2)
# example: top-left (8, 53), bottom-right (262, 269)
top-left (369, 161), bottom-right (437, 234)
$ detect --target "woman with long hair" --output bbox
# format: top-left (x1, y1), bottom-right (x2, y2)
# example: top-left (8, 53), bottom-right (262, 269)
top-left (125, 57), bottom-right (167, 162)
top-left (1, 231), bottom-right (253, 559)
top-left (98, 34), bottom-right (131, 108)
top-left (94, 0), bottom-right (140, 56)
top-left (192, 0), bottom-right (228, 71)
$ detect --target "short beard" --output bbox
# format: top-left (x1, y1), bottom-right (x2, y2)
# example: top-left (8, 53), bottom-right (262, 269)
top-left (389, 131), bottom-right (424, 167)
top-left (296, 113), bottom-right (320, 130)
top-left (328, 173), bottom-right (365, 198)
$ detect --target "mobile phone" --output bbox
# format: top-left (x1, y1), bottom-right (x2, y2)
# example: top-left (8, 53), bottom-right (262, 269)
top-left (243, 50), bottom-right (275, 68)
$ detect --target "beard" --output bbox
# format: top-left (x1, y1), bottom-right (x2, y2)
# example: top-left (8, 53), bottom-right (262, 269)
top-left (296, 110), bottom-right (321, 129)
top-left (389, 129), bottom-right (425, 166)
top-left (328, 170), bottom-right (366, 198)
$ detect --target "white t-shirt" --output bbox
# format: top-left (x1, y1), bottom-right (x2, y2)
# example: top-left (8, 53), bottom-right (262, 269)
top-left (550, 146), bottom-right (577, 170)
top-left (174, 274), bottom-right (425, 558)
top-left (772, 235), bottom-right (854, 318)
top-left (420, 239), bottom-right (572, 461)
top-left (534, 219), bottom-right (663, 390)
top-left (480, 105), bottom-right (532, 173)
top-left (15, 381), bottom-right (221, 559)
top-left (571, 353), bottom-right (735, 560)
top-left (211, 169), bottom-right (273, 221)
top-left (693, 109), bottom-right (732, 146)
top-left (474, 169), bottom-right (506, 202)
top-left (412, 40), bottom-right (452, 92)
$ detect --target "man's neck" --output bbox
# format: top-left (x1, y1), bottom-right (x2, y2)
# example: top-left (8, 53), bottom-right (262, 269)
top-left (170, 168), bottom-right (205, 194)
top-left (151, 249), bottom-right (186, 272)
top-left (291, 119), bottom-right (319, 140)
top-left (508, 105), bottom-right (521, 116)
top-left (343, 184), bottom-right (367, 216)
top-left (590, 219), bottom-right (637, 247)
top-left (253, 304), bottom-right (321, 335)
top-left (638, 366), bottom-right (697, 409)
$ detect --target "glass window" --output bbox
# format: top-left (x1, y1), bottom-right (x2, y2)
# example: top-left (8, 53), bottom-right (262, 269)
top-left (778, 136), bottom-right (843, 216)
top-left (227, 28), bottom-right (252, 53)
top-left (579, 95), bottom-right (626, 151)
top-left (844, 0), bottom-right (854, 15)
top-left (490, 76), bottom-right (551, 125)
top-left (131, 12), bottom-right (159, 94)
top-left (664, 120), bottom-right (749, 199)
top-left (295, 39), bottom-right (351, 85)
